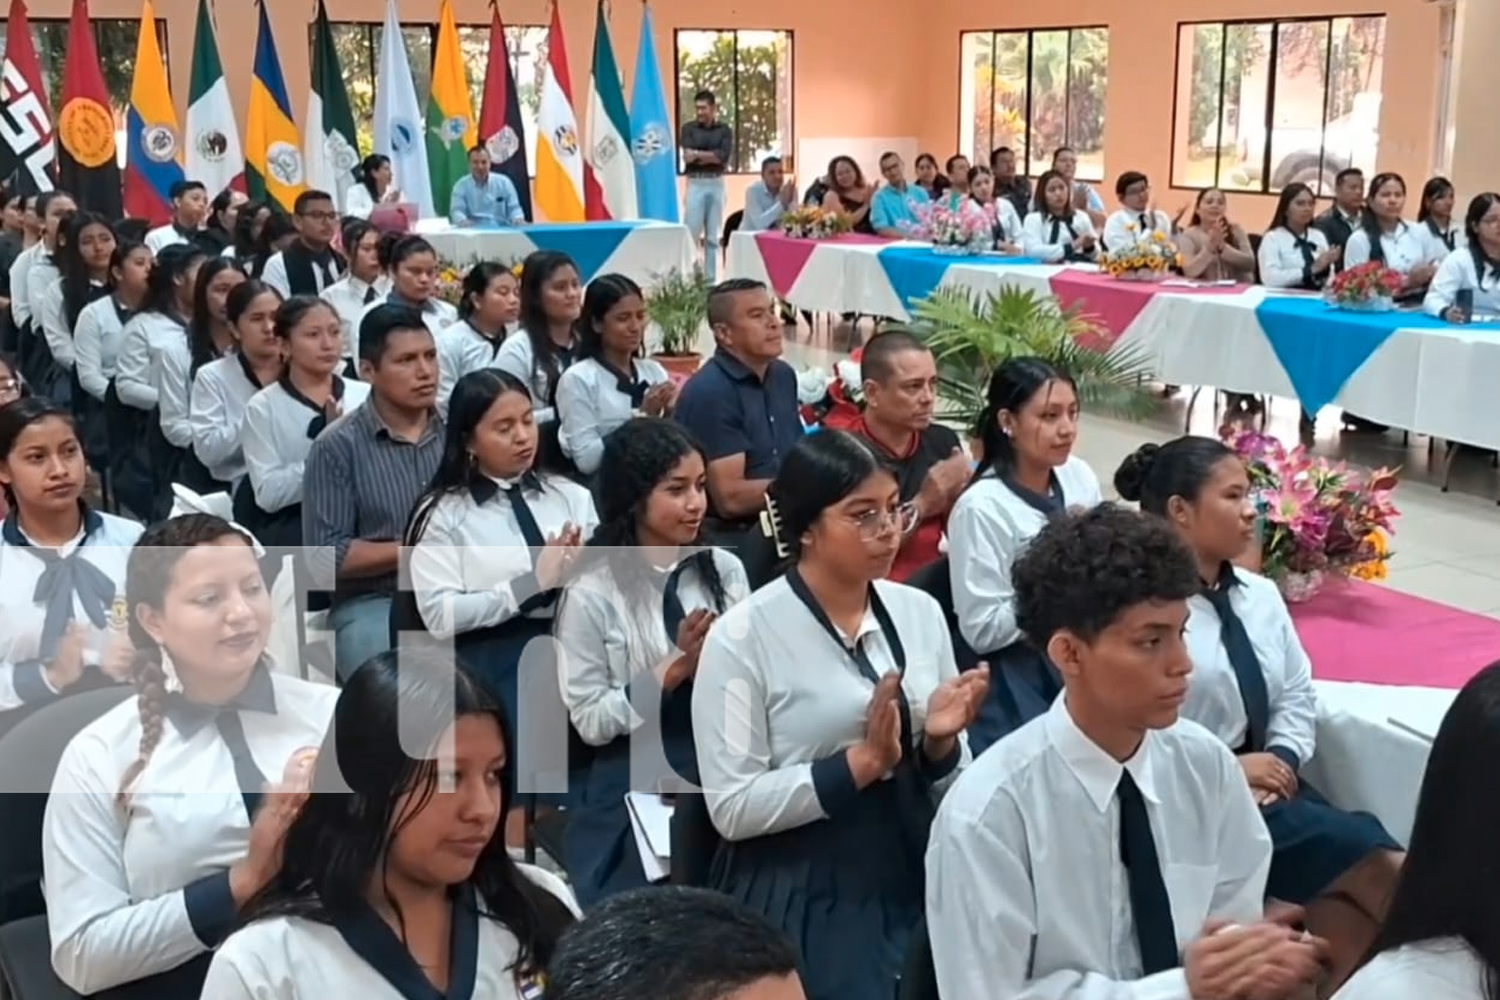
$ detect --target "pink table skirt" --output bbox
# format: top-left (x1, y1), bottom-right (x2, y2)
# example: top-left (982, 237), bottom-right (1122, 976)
top-left (1048, 270), bottom-right (1254, 343)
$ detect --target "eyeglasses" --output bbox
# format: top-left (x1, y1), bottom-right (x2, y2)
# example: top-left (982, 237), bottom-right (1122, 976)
top-left (846, 502), bottom-right (919, 541)
top-left (299, 210), bottom-right (339, 223)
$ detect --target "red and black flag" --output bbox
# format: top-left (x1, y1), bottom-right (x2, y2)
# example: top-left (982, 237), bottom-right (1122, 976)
top-left (56, 0), bottom-right (121, 217)
top-left (0, 0), bottom-right (55, 196)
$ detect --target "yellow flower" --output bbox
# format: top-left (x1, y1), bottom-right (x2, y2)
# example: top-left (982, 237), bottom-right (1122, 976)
top-left (511, 262), bottom-right (525, 278)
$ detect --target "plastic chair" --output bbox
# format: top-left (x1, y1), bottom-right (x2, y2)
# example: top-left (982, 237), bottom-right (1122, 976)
top-left (721, 209), bottom-right (744, 266)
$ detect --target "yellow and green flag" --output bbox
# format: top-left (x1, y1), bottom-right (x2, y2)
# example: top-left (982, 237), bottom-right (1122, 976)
top-left (426, 0), bottom-right (476, 217)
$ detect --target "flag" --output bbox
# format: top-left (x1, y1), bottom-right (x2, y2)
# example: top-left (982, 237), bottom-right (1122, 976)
top-left (426, 0), bottom-right (476, 217)
top-left (373, 0), bottom-right (433, 219)
top-left (477, 5), bottom-right (531, 222)
top-left (56, 0), bottom-right (121, 217)
top-left (304, 0), bottom-right (358, 208)
top-left (583, 1), bottom-right (635, 221)
top-left (185, 0), bottom-right (243, 198)
top-left (628, 4), bottom-right (678, 222)
top-left (123, 0), bottom-right (184, 225)
top-left (533, 2), bottom-right (584, 222)
top-left (0, 0), bottom-right (54, 196)
top-left (245, 0), bottom-right (305, 212)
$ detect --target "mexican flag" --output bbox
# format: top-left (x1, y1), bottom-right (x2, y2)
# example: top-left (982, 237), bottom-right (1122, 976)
top-left (304, 0), bottom-right (359, 207)
top-left (184, 0), bottom-right (242, 197)
top-left (583, 0), bottom-right (635, 220)
top-left (426, 0), bottom-right (476, 217)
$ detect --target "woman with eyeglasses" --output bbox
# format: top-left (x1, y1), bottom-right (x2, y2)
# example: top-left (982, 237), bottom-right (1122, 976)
top-left (691, 429), bottom-right (987, 1000)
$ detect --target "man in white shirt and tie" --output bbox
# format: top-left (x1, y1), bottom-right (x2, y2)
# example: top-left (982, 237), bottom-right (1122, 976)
top-left (1103, 171), bottom-right (1175, 252)
top-left (927, 504), bottom-right (1329, 1000)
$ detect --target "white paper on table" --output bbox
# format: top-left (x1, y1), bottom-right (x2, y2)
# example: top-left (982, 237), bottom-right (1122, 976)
top-left (1161, 278), bottom-right (1236, 287)
top-left (625, 791), bottom-right (674, 883)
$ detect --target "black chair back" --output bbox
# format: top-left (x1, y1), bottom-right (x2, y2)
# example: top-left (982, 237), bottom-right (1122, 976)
top-left (0, 913), bottom-right (211, 1000)
top-left (902, 557), bottom-right (979, 671)
top-left (668, 790), bottom-right (720, 887)
top-left (721, 209), bottom-right (745, 263)
top-left (897, 917), bottom-right (940, 1000)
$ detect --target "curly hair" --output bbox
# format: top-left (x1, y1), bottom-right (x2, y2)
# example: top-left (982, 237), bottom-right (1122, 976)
top-left (1012, 503), bottom-right (1199, 645)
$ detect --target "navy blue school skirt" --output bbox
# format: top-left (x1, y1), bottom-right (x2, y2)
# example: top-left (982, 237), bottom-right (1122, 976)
top-left (1262, 780), bottom-right (1401, 904)
top-left (104, 388), bottom-right (156, 521)
top-left (967, 641), bottom-right (1061, 756)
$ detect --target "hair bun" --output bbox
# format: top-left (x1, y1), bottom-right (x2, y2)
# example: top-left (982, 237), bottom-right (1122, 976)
top-left (1113, 442), bottom-right (1160, 503)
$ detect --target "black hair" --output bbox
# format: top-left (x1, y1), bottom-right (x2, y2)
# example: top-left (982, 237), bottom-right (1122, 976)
top-left (1113, 436), bottom-right (1237, 516)
top-left (1115, 170), bottom-right (1148, 199)
top-left (1358, 172), bottom-right (1406, 260)
top-left (358, 302), bottom-right (428, 364)
top-left (1188, 187), bottom-right (1226, 228)
top-left (1014, 503), bottom-right (1199, 644)
top-left (546, 885), bottom-right (801, 1000)
top-left (225, 278), bottom-right (283, 329)
top-left (458, 260), bottom-right (516, 322)
top-left (576, 273), bottom-right (644, 362)
top-left (517, 249), bottom-right (580, 400)
top-left (915, 153), bottom-right (938, 170)
top-left (209, 188), bottom-right (239, 234)
top-left (693, 89), bottom-right (715, 104)
top-left (879, 150), bottom-right (900, 168)
top-left (1269, 182), bottom-right (1316, 233)
top-left (944, 153), bottom-right (968, 174)
top-left (250, 210), bottom-right (295, 277)
top-left (0, 396), bottom-right (76, 508)
top-left (1335, 167), bottom-right (1365, 189)
top-left (764, 430), bottom-right (893, 562)
top-left (112, 217), bottom-right (150, 245)
top-left (231, 199), bottom-right (269, 259)
top-left (240, 650), bottom-right (575, 976)
top-left (386, 234), bottom-right (437, 275)
top-left (169, 179), bottom-right (206, 200)
top-left (357, 154), bottom-right (390, 198)
top-left (188, 257), bottom-right (246, 375)
top-left (859, 329), bottom-right (928, 384)
top-left (467, 143), bottom-right (488, 158)
top-left (990, 146), bottom-right (1014, 166)
top-left (275, 294), bottom-right (340, 347)
top-left (57, 210), bottom-right (116, 329)
top-left (293, 189), bottom-right (334, 215)
top-left (1033, 168), bottom-right (1072, 219)
top-left (341, 218), bottom-right (376, 262)
top-left (967, 165), bottom-right (993, 187)
top-left (1464, 193), bottom-right (1500, 283)
top-left (1052, 146), bottom-right (1076, 161)
top-left (706, 277), bottom-right (766, 329)
top-left (142, 243), bottom-right (208, 317)
top-left (1417, 176), bottom-right (1454, 224)
top-left (760, 156), bottom-right (782, 172)
top-left (826, 155), bottom-right (865, 193)
top-left (34, 190), bottom-right (75, 226)
top-left (970, 356), bottom-right (1076, 478)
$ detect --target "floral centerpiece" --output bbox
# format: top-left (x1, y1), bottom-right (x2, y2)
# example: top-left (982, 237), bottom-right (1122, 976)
top-left (434, 263), bottom-right (465, 307)
top-left (797, 350), bottom-right (865, 430)
top-left (1326, 260), bottom-right (1403, 312)
top-left (1098, 227), bottom-right (1180, 281)
top-left (778, 206), bottom-right (851, 240)
top-left (910, 199), bottom-right (993, 256)
top-left (1224, 427), bottom-right (1400, 601)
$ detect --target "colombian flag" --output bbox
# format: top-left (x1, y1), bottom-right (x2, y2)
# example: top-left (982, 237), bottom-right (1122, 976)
top-left (123, 0), bottom-right (183, 225)
top-left (244, 0), bottom-right (305, 212)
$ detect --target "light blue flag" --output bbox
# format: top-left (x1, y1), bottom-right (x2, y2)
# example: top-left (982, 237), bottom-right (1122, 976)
top-left (629, 6), bottom-right (679, 223)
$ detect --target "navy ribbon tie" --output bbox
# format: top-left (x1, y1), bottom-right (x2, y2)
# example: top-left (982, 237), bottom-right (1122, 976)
top-left (162, 663), bottom-right (277, 815)
top-left (1138, 213), bottom-right (1150, 232)
top-left (466, 478), bottom-right (560, 616)
top-left (600, 359), bottom-right (649, 409)
top-left (1118, 769), bottom-right (1178, 974)
top-left (362, 283), bottom-right (378, 305)
top-left (215, 710), bottom-right (269, 817)
top-left (280, 373), bottom-right (347, 440)
top-left (4, 508), bottom-right (113, 660)
top-left (661, 553), bottom-right (711, 643)
top-left (1201, 569), bottom-right (1271, 752)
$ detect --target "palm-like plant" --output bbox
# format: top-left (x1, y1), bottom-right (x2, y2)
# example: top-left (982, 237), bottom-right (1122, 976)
top-left (899, 285), bottom-right (1159, 434)
top-left (645, 266), bottom-right (712, 358)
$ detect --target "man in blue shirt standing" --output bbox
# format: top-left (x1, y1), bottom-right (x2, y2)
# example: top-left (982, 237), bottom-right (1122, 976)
top-left (449, 145), bottom-right (528, 227)
top-left (870, 151), bottom-right (930, 237)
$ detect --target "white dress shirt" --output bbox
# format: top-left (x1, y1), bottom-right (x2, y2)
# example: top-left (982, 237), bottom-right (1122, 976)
top-left (42, 671), bottom-right (339, 995)
top-left (0, 512), bottom-right (141, 711)
top-left (1102, 208), bottom-right (1175, 251)
top-left (1333, 939), bottom-right (1486, 1000)
top-left (947, 457), bottom-right (1102, 655)
top-left (344, 185), bottom-right (376, 220)
top-left (321, 274), bottom-right (390, 366)
top-left (356, 294), bottom-right (455, 348)
top-left (560, 548), bottom-right (748, 747)
top-left (691, 575), bottom-right (968, 842)
top-left (198, 864), bottom-right (578, 999)
top-left (156, 334), bottom-right (196, 449)
top-left (114, 312), bottom-right (186, 411)
top-left (495, 328), bottom-right (575, 426)
top-left (1419, 220), bottom-right (1466, 256)
top-left (190, 354), bottom-right (265, 486)
top-left (993, 198), bottom-right (1024, 245)
top-left (24, 253), bottom-right (59, 339)
top-left (1022, 211), bottom-right (1099, 262)
top-left (435, 319), bottom-right (513, 413)
top-left (1422, 248), bottom-right (1500, 318)
top-left (409, 475), bottom-right (599, 639)
top-left (73, 295), bottom-right (130, 401)
top-left (242, 378), bottom-right (372, 513)
top-left (8, 242), bottom-right (40, 326)
top-left (1344, 220), bottom-right (1444, 274)
top-left (143, 223), bottom-right (193, 255)
top-left (555, 357), bottom-right (671, 475)
top-left (35, 272), bottom-right (92, 369)
top-left (926, 697), bottom-right (1272, 1000)
top-left (1257, 226), bottom-right (1332, 289)
top-left (261, 250), bottom-right (343, 300)
top-left (1183, 569), bottom-right (1317, 765)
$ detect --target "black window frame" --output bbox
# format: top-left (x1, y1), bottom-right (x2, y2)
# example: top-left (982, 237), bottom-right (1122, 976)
top-left (671, 27), bottom-right (795, 176)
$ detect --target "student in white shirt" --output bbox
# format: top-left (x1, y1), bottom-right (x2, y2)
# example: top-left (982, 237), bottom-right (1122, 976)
top-left (402, 367), bottom-right (595, 847)
top-left (1426, 192), bottom-right (1500, 322)
top-left (1102, 170), bottom-right (1175, 251)
top-left (200, 650), bottom-right (578, 999)
top-left (1052, 146), bottom-right (1106, 228)
top-left (144, 179), bottom-right (209, 254)
top-left (190, 280), bottom-right (285, 491)
top-left (1344, 173), bottom-right (1443, 297)
top-left (436, 261), bottom-right (521, 410)
top-left (927, 504), bottom-right (1328, 1000)
top-left (7, 218), bottom-right (44, 333)
top-left (0, 398), bottom-right (140, 713)
top-left (496, 250), bottom-right (582, 472)
top-left (20, 191), bottom-right (76, 392)
top-left (261, 190), bottom-right (347, 299)
top-left (1332, 661), bottom-right (1500, 1000)
top-left (320, 220), bottom-right (388, 374)
top-left (42, 513), bottom-right (339, 996)
top-left (1116, 436), bottom-right (1404, 989)
top-left (238, 297), bottom-right (371, 547)
top-left (557, 273), bottom-right (675, 476)
top-left (356, 234), bottom-right (457, 345)
top-left (74, 240), bottom-right (151, 405)
top-left (1022, 169), bottom-right (1098, 262)
top-left (1258, 182), bottom-right (1340, 290)
top-left (170, 257), bottom-right (248, 494)
top-left (344, 153), bottom-right (401, 219)
top-left (947, 356), bottom-right (1102, 752)
top-left (38, 210), bottom-right (115, 384)
top-left (1416, 176), bottom-right (1466, 256)
top-left (964, 166), bottom-right (1024, 253)
top-left (692, 429), bottom-right (987, 1000)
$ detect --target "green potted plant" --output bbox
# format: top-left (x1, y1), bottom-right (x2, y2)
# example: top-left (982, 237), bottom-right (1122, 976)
top-left (645, 266), bottom-right (712, 377)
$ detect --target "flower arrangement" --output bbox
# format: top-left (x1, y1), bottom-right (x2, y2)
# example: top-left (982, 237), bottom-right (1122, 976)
top-left (1223, 427), bottom-right (1400, 600)
top-left (797, 349), bottom-right (865, 430)
top-left (434, 264), bottom-right (465, 306)
top-left (910, 199), bottom-right (994, 256)
top-left (778, 206), bottom-right (850, 240)
top-left (1098, 226), bottom-right (1181, 280)
top-left (1326, 260), bottom-right (1403, 311)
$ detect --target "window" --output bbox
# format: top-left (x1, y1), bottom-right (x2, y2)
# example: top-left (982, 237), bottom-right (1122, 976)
top-left (959, 27), bottom-right (1109, 181)
top-left (1170, 16), bottom-right (1386, 195)
top-left (0, 19), bottom-right (169, 128)
top-left (322, 21), bottom-right (547, 174)
top-left (674, 30), bottom-right (793, 174)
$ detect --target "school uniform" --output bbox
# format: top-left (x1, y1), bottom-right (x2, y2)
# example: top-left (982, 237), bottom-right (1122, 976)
top-left (73, 296), bottom-right (132, 404)
top-left (559, 548), bottom-right (748, 907)
top-left (435, 318), bottom-right (511, 412)
top-left (0, 507), bottom-right (140, 714)
top-left (1102, 208), bottom-right (1174, 251)
top-left (926, 697), bottom-right (1273, 999)
top-left (1344, 220), bottom-right (1444, 275)
top-left (42, 665), bottom-right (338, 996)
top-left (849, 418), bottom-right (963, 582)
top-left (344, 185), bottom-right (378, 220)
top-left (1423, 247), bottom-right (1500, 318)
top-left (947, 456), bottom-right (1102, 752)
top-left (1021, 210), bottom-right (1098, 262)
top-left (992, 198), bottom-right (1023, 246)
top-left (190, 353), bottom-right (269, 488)
top-left (8, 241), bottom-right (39, 329)
top-left (321, 274), bottom-right (389, 372)
top-left (357, 293), bottom-right (456, 346)
top-left (495, 328), bottom-right (578, 472)
top-left (1257, 226), bottom-right (1332, 290)
top-left (144, 222), bottom-right (201, 256)
top-left (1333, 939), bottom-right (1486, 1000)
top-left (261, 243), bottom-right (347, 300)
top-left (36, 277), bottom-right (96, 371)
top-left (198, 865), bottom-right (578, 999)
top-left (555, 356), bottom-right (670, 476)
top-left (691, 572), bottom-right (968, 1000)
top-left (1184, 564), bottom-right (1398, 903)
top-left (1420, 218), bottom-right (1465, 256)
top-left (22, 252), bottom-right (62, 392)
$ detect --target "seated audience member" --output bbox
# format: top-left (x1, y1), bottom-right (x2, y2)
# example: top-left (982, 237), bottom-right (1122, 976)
top-left (1316, 167), bottom-right (1366, 257)
top-left (21, 191), bottom-right (77, 391)
top-left (743, 155), bottom-right (798, 232)
top-left (0, 398), bottom-right (140, 714)
top-left (190, 280), bottom-right (285, 492)
top-left (944, 154), bottom-right (971, 199)
top-left (144, 180), bottom-right (209, 255)
top-left (801, 172), bottom-right (831, 209)
top-left (199, 651), bottom-right (577, 998)
top-left (42, 514), bottom-right (339, 996)
top-left (1425, 192), bottom-right (1500, 322)
top-left (1416, 176), bottom-right (1465, 254)
top-left (304, 303), bottom-right (443, 680)
top-left (172, 258), bottom-right (249, 494)
top-left (1022, 169), bottom-right (1098, 262)
top-left (673, 278), bottom-right (801, 545)
top-left (966, 166), bottom-right (1023, 252)
top-left (1259, 182), bottom-right (1340, 290)
top-left (847, 331), bottom-right (967, 581)
top-left (202, 188), bottom-right (248, 255)
top-left (1344, 173), bottom-right (1442, 297)
top-left (361, 234), bottom-right (457, 342)
top-left (1116, 436), bottom-right (1403, 989)
top-left (223, 199), bottom-right (270, 270)
top-left (449, 144), bottom-right (527, 227)
top-left (1102, 171), bottom-right (1174, 250)
top-left (913, 153), bottom-right (950, 202)
top-left (547, 886), bottom-right (806, 1000)
top-left (990, 146), bottom-right (1032, 219)
top-left (7, 192), bottom-right (53, 352)
top-left (1177, 187), bottom-right (1257, 283)
top-left (435, 261), bottom-right (521, 409)
top-left (692, 430), bottom-right (988, 1000)
top-left (247, 211), bottom-right (298, 280)
top-left (261, 190), bottom-right (347, 299)
top-left (1332, 661), bottom-right (1500, 999)
top-left (1051, 146), bottom-right (1105, 228)
top-left (38, 211), bottom-right (115, 389)
top-left (74, 239), bottom-right (150, 408)
top-left (345, 154), bottom-right (400, 219)
top-left (948, 358), bottom-right (1101, 752)
top-left (820, 156), bottom-right (876, 236)
top-left (559, 419), bottom-right (748, 905)
top-left (320, 220), bottom-right (389, 374)
top-left (927, 504), bottom-right (1328, 1000)
top-left (870, 151), bottom-right (930, 238)
top-left (495, 250), bottom-right (582, 471)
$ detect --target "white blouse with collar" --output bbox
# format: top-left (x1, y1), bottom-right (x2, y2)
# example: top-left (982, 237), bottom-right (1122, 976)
top-left (1422, 247), bottom-right (1500, 318)
top-left (1344, 220), bottom-right (1445, 274)
top-left (114, 313), bottom-right (186, 411)
top-left (1021, 211), bottom-right (1097, 262)
top-left (73, 296), bottom-right (132, 402)
top-left (435, 319), bottom-right (514, 412)
top-left (190, 355), bottom-right (266, 486)
top-left (555, 356), bottom-right (671, 475)
top-left (495, 328), bottom-right (576, 425)
top-left (1257, 226), bottom-right (1331, 289)
top-left (1333, 939), bottom-right (1487, 999)
top-left (321, 274), bottom-right (391, 367)
top-left (242, 379), bottom-right (372, 513)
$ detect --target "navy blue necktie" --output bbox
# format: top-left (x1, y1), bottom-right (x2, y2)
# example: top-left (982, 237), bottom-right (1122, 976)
top-left (661, 555), bottom-right (702, 644)
top-left (214, 710), bottom-right (268, 817)
top-left (1118, 769), bottom-right (1178, 974)
top-left (1201, 578), bottom-right (1271, 752)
